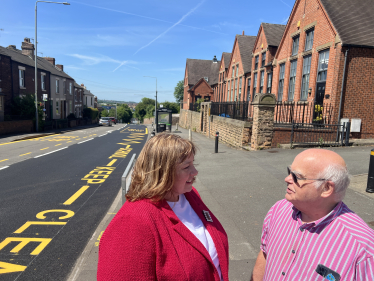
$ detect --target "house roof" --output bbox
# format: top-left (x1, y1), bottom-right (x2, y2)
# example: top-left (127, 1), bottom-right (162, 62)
top-left (222, 52), bottom-right (231, 69)
top-left (186, 58), bottom-right (221, 86)
top-left (74, 82), bottom-right (84, 89)
top-left (236, 35), bottom-right (257, 73)
top-left (320, 0), bottom-right (374, 47)
top-left (261, 23), bottom-right (286, 47)
top-left (0, 45), bottom-right (73, 80)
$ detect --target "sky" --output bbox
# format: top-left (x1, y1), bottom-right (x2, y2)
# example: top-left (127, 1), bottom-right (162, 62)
top-left (1, 0), bottom-right (293, 103)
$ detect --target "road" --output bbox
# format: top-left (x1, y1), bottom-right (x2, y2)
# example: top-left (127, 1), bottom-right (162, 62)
top-left (0, 124), bottom-right (148, 281)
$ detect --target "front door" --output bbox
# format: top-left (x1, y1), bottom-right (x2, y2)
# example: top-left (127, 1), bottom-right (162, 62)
top-left (315, 82), bottom-right (325, 105)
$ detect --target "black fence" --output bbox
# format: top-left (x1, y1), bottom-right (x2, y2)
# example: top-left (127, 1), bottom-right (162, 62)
top-left (189, 103), bottom-right (201, 112)
top-left (210, 101), bottom-right (253, 121)
top-left (275, 102), bottom-right (335, 125)
top-left (290, 121), bottom-right (350, 147)
top-left (4, 115), bottom-right (33, 121)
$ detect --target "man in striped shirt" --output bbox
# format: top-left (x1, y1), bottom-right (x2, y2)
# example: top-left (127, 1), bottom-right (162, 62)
top-left (252, 149), bottom-right (374, 281)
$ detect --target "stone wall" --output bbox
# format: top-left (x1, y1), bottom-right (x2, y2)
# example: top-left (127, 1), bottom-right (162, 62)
top-left (143, 117), bottom-right (154, 125)
top-left (0, 120), bottom-right (34, 135)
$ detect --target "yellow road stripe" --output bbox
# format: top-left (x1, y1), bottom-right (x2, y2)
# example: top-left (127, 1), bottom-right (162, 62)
top-left (145, 128), bottom-right (148, 134)
top-left (107, 159), bottom-right (117, 166)
top-left (371, 151), bottom-right (374, 156)
top-left (67, 141), bottom-right (72, 143)
top-left (40, 147), bottom-right (49, 150)
top-left (63, 186), bottom-right (90, 205)
top-left (55, 144), bottom-right (62, 146)
top-left (19, 152), bottom-right (31, 156)
top-left (0, 159), bottom-right (9, 162)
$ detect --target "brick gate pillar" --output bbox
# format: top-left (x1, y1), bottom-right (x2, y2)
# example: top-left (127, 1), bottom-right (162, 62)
top-left (251, 93), bottom-right (276, 150)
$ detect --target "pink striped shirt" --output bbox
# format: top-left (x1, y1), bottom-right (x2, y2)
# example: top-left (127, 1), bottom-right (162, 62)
top-left (261, 199), bottom-right (374, 281)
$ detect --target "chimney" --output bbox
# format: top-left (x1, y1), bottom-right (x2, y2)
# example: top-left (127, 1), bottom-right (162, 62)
top-left (45, 57), bottom-right (55, 66)
top-left (7, 45), bottom-right (17, 50)
top-left (213, 55), bottom-right (218, 63)
top-left (81, 84), bottom-right (84, 87)
top-left (21, 38), bottom-right (35, 57)
top-left (242, 30), bottom-right (245, 35)
top-left (56, 64), bottom-right (64, 71)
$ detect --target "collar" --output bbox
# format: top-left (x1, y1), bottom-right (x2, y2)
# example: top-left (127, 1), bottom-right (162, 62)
top-left (292, 201), bottom-right (343, 229)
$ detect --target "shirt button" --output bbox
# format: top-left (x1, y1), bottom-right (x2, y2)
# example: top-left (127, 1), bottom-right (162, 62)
top-left (282, 272), bottom-right (285, 276)
top-left (300, 228), bottom-right (304, 232)
top-left (292, 250), bottom-right (295, 254)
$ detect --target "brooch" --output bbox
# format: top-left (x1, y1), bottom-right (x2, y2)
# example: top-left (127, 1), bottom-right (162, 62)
top-left (203, 210), bottom-right (213, 222)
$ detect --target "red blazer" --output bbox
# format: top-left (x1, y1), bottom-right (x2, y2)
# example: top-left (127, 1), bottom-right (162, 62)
top-left (97, 187), bottom-right (229, 281)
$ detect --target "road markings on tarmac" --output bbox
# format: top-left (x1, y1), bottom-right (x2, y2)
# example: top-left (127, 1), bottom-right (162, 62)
top-left (0, 159), bottom-right (9, 162)
top-left (55, 144), bottom-right (62, 146)
top-left (34, 147), bottom-right (68, 158)
top-left (63, 186), bottom-right (90, 205)
top-left (106, 159), bottom-right (117, 166)
top-left (19, 152), bottom-right (31, 157)
top-left (0, 166), bottom-right (9, 170)
top-left (40, 147), bottom-right (49, 150)
top-left (78, 138), bottom-right (94, 144)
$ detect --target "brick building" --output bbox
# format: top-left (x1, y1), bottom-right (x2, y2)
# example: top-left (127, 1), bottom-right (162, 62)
top-left (74, 82), bottom-right (84, 118)
top-left (0, 40), bottom-right (52, 121)
top-left (216, 52), bottom-right (231, 102)
top-left (249, 23), bottom-right (286, 100)
top-left (183, 57), bottom-right (220, 109)
top-left (224, 33), bottom-right (256, 102)
top-left (271, 0), bottom-right (374, 138)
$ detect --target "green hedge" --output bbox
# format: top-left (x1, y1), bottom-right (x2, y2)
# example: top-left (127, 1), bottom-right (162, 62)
top-left (83, 107), bottom-right (99, 120)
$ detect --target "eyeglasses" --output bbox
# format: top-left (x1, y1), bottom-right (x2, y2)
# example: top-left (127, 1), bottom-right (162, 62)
top-left (287, 166), bottom-right (327, 185)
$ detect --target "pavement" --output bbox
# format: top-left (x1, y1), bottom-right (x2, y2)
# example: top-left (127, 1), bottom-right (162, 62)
top-left (66, 125), bottom-right (374, 281)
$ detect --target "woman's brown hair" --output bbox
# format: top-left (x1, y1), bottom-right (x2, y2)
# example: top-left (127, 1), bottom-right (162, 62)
top-left (126, 133), bottom-right (196, 202)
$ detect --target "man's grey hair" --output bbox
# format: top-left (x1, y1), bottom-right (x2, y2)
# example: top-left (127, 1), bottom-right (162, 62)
top-left (314, 164), bottom-right (351, 201)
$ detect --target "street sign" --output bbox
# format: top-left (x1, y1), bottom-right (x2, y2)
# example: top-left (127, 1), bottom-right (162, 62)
top-left (43, 94), bottom-right (48, 101)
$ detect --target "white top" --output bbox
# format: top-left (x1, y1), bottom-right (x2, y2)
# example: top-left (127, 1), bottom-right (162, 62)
top-left (167, 194), bottom-right (223, 280)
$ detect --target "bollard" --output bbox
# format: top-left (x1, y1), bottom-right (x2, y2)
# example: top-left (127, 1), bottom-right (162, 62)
top-left (215, 132), bottom-right (219, 153)
top-left (366, 148), bottom-right (374, 193)
top-left (189, 129), bottom-right (192, 141)
top-left (176, 123), bottom-right (179, 130)
top-left (151, 130), bottom-right (155, 138)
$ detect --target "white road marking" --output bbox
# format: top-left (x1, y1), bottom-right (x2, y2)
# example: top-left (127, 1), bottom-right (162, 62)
top-left (78, 138), bottom-right (94, 144)
top-left (0, 166), bottom-right (9, 170)
top-left (98, 134), bottom-right (107, 137)
top-left (34, 147), bottom-right (68, 158)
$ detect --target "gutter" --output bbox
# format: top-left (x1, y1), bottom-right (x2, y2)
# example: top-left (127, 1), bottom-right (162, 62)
top-left (337, 47), bottom-right (349, 126)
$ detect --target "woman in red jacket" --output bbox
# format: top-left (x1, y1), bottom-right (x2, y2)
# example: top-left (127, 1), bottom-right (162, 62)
top-left (97, 133), bottom-right (229, 281)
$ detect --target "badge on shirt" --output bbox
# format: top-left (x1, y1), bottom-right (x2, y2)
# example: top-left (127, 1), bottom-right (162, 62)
top-left (315, 264), bottom-right (341, 281)
top-left (203, 210), bottom-right (213, 222)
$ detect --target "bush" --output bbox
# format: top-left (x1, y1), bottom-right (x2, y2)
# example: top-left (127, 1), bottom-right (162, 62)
top-left (83, 107), bottom-right (99, 120)
top-left (67, 113), bottom-right (76, 120)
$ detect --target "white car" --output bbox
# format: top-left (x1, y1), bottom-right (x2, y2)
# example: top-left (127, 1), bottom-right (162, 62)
top-left (99, 117), bottom-right (112, 126)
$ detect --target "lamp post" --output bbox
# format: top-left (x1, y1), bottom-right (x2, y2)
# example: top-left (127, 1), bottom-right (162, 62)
top-left (35, 1), bottom-right (70, 132)
top-left (143, 76), bottom-right (157, 132)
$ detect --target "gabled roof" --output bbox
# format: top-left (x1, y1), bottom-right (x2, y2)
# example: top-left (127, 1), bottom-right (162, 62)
top-left (261, 23), bottom-right (286, 47)
top-left (37, 57), bottom-right (73, 80)
top-left (74, 82), bottom-right (84, 89)
top-left (186, 58), bottom-right (220, 86)
top-left (236, 35), bottom-right (257, 74)
top-left (188, 77), bottom-right (213, 92)
top-left (320, 0), bottom-right (374, 47)
top-left (222, 52), bottom-right (231, 69)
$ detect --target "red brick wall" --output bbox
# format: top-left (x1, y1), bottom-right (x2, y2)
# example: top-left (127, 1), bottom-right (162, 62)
top-left (226, 39), bottom-right (246, 102)
top-left (190, 80), bottom-right (213, 101)
top-left (272, 0), bottom-right (338, 105)
top-left (0, 54), bottom-right (12, 116)
top-left (0, 120), bottom-right (34, 135)
top-left (183, 65), bottom-right (189, 109)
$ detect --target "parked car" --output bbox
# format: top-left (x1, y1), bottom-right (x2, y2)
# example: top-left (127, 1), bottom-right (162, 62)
top-left (109, 117), bottom-right (116, 124)
top-left (99, 117), bottom-right (112, 126)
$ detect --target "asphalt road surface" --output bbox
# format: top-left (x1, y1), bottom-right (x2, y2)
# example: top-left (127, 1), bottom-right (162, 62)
top-left (0, 124), bottom-right (148, 281)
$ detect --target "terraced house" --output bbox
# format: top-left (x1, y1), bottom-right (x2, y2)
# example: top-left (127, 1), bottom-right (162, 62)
top-left (272, 0), bottom-right (374, 138)
top-left (216, 52), bottom-right (231, 102)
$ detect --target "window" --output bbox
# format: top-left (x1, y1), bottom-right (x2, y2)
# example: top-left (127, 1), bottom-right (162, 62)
top-left (317, 49), bottom-right (330, 82)
top-left (56, 80), bottom-right (60, 94)
top-left (260, 71), bottom-right (265, 93)
top-left (69, 83), bottom-right (72, 95)
top-left (234, 78), bottom-right (238, 100)
top-left (267, 72), bottom-right (272, 93)
top-left (19, 70), bottom-right (25, 88)
top-left (261, 52), bottom-right (266, 67)
top-left (305, 29), bottom-right (314, 51)
top-left (292, 36), bottom-right (299, 56)
top-left (300, 55), bottom-right (312, 100)
top-left (288, 60), bottom-right (298, 101)
top-left (0, 96), bottom-right (3, 111)
top-left (247, 78), bottom-right (251, 101)
top-left (253, 73), bottom-right (258, 94)
top-left (231, 79), bottom-right (234, 101)
top-left (74, 89), bottom-right (77, 101)
top-left (235, 65), bottom-right (239, 77)
top-left (255, 56), bottom-right (259, 70)
top-left (80, 90), bottom-right (82, 101)
top-left (239, 77), bottom-right (242, 101)
top-left (227, 81), bottom-right (230, 101)
top-left (278, 63), bottom-right (285, 101)
top-left (69, 100), bottom-right (72, 114)
top-left (41, 74), bottom-right (46, 90)
top-left (232, 66), bottom-right (235, 78)
top-left (56, 101), bottom-right (59, 115)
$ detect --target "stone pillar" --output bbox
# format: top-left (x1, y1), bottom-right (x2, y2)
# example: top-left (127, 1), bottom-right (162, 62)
top-left (251, 93), bottom-right (276, 150)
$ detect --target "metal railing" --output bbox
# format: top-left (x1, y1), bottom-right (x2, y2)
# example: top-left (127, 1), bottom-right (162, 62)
top-left (121, 153), bottom-right (137, 205)
top-left (290, 121), bottom-right (350, 147)
top-left (275, 102), bottom-right (335, 125)
top-left (189, 103), bottom-right (201, 112)
top-left (210, 101), bottom-right (252, 121)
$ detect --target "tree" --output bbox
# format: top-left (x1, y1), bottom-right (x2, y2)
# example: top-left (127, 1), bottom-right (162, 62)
top-left (101, 108), bottom-right (116, 117)
top-left (117, 104), bottom-right (133, 123)
top-left (161, 101), bottom-right (180, 113)
top-left (173, 80), bottom-right (184, 103)
top-left (134, 98), bottom-right (158, 122)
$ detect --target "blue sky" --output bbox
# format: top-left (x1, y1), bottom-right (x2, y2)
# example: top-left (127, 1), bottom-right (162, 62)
top-left (1, 0), bottom-right (293, 103)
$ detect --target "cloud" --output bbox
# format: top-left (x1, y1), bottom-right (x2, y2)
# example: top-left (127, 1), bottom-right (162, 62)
top-left (279, 0), bottom-right (292, 8)
top-left (69, 54), bottom-right (122, 65)
top-left (157, 68), bottom-right (184, 72)
top-left (113, 0), bottom-right (206, 72)
top-left (64, 65), bottom-right (86, 70)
